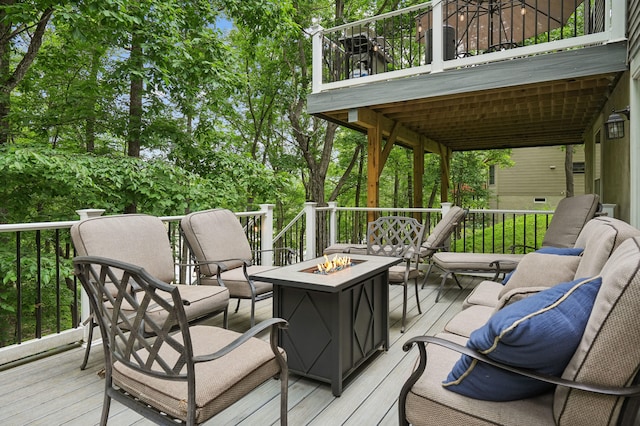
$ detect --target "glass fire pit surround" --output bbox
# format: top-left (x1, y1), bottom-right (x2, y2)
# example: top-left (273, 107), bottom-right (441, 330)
top-left (250, 254), bottom-right (401, 396)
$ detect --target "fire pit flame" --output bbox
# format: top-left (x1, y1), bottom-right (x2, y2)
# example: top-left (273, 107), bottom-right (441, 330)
top-left (315, 254), bottom-right (353, 274)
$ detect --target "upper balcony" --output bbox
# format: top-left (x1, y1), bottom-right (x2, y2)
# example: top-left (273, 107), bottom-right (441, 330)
top-left (308, 0), bottom-right (628, 152)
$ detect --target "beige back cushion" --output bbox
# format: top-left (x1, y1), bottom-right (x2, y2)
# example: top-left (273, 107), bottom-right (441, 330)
top-left (554, 237), bottom-right (640, 425)
top-left (574, 217), bottom-right (640, 278)
top-left (542, 194), bottom-right (600, 248)
top-left (71, 214), bottom-right (175, 283)
top-left (181, 209), bottom-right (251, 276)
top-left (423, 206), bottom-right (466, 256)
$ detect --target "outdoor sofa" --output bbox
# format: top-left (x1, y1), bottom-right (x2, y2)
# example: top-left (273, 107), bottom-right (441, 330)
top-left (399, 216), bottom-right (640, 425)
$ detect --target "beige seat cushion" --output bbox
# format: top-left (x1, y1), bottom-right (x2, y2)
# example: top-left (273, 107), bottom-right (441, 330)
top-left (112, 325), bottom-right (284, 424)
top-left (462, 280), bottom-right (503, 309)
top-left (433, 252), bottom-right (523, 272)
top-left (200, 265), bottom-right (275, 298)
top-left (443, 305), bottom-right (494, 338)
top-left (404, 332), bottom-right (555, 426)
top-left (388, 264), bottom-right (421, 283)
top-left (323, 243), bottom-right (367, 255)
top-left (112, 285), bottom-right (229, 333)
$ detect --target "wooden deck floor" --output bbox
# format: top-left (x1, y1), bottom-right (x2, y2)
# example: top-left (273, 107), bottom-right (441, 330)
top-left (0, 273), bottom-right (482, 426)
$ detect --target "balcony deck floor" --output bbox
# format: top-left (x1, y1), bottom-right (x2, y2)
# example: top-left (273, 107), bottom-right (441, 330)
top-left (0, 272), bottom-right (484, 425)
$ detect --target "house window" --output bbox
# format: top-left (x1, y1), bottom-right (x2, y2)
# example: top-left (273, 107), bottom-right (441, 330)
top-left (488, 165), bottom-right (496, 185)
top-left (573, 162), bottom-right (585, 174)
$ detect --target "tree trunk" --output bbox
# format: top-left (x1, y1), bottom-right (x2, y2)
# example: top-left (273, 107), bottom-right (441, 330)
top-left (127, 29), bottom-right (143, 158)
top-left (564, 145), bottom-right (574, 197)
top-left (85, 49), bottom-right (102, 152)
top-left (0, 4), bottom-right (53, 145)
top-left (125, 28), bottom-right (144, 214)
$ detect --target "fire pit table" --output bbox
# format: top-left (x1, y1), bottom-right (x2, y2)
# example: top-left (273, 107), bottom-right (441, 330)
top-left (250, 254), bottom-right (401, 396)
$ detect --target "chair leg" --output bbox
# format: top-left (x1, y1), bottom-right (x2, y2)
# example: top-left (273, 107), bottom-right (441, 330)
top-left (100, 390), bottom-right (112, 426)
top-left (250, 296), bottom-right (256, 328)
top-left (280, 363), bottom-right (288, 426)
top-left (234, 298), bottom-right (241, 313)
top-left (413, 279), bottom-right (422, 315)
top-left (401, 283), bottom-right (408, 333)
top-left (80, 318), bottom-right (95, 370)
top-left (435, 272), bottom-right (451, 303)
top-left (452, 273), bottom-right (463, 289)
top-left (223, 307), bottom-right (229, 329)
top-left (420, 263), bottom-right (434, 289)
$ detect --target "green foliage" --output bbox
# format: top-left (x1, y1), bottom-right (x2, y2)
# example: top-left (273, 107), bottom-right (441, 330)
top-left (452, 213), bottom-right (551, 253)
top-left (0, 144), bottom-right (284, 220)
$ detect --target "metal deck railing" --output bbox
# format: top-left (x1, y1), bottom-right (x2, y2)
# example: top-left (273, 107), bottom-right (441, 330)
top-left (312, 0), bottom-right (625, 93)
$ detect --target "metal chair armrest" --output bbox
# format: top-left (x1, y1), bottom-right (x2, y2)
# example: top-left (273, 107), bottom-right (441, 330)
top-left (402, 335), bottom-right (640, 397)
top-left (193, 318), bottom-right (288, 362)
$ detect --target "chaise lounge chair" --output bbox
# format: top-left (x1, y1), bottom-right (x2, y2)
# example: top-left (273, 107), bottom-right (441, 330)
top-left (429, 194), bottom-right (601, 302)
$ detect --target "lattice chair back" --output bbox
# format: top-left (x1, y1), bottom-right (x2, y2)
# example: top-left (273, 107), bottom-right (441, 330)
top-left (74, 256), bottom-right (198, 423)
top-left (366, 216), bottom-right (425, 258)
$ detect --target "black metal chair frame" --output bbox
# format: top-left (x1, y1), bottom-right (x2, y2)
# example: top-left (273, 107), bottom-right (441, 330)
top-left (74, 255), bottom-right (288, 426)
top-left (366, 216), bottom-right (425, 333)
top-left (398, 335), bottom-right (640, 425)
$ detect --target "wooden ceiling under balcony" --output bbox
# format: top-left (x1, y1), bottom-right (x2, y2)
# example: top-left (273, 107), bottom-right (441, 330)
top-left (307, 41), bottom-right (628, 153)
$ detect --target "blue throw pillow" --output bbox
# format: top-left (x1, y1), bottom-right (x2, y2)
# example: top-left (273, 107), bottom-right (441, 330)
top-left (443, 276), bottom-right (602, 401)
top-left (501, 247), bottom-right (584, 284)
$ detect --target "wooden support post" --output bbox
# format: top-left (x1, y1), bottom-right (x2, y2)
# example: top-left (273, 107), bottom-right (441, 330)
top-left (367, 120), bottom-right (381, 224)
top-left (413, 143), bottom-right (424, 221)
top-left (440, 146), bottom-right (451, 203)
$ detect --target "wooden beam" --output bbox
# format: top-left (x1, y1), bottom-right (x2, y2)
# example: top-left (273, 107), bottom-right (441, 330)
top-left (349, 107), bottom-right (444, 154)
top-left (378, 121), bottom-right (399, 178)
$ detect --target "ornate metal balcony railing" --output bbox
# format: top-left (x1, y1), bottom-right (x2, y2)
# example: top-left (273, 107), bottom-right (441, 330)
top-left (312, 0), bottom-right (625, 93)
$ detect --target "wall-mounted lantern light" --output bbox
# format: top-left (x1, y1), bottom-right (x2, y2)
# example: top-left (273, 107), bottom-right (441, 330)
top-left (605, 106), bottom-right (630, 139)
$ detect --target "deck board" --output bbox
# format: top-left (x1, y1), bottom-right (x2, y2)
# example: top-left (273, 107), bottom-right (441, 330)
top-left (0, 272), bottom-right (482, 425)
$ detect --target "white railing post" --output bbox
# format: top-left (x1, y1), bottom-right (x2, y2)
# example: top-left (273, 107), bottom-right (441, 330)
top-left (311, 24), bottom-right (324, 93)
top-left (259, 204), bottom-right (275, 266)
top-left (76, 208), bottom-right (105, 220)
top-left (606, 0), bottom-right (626, 42)
top-left (304, 202), bottom-right (318, 260)
top-left (328, 201), bottom-right (338, 246)
top-left (431, 0), bottom-right (444, 72)
top-left (75, 208), bottom-right (105, 344)
top-left (440, 202), bottom-right (452, 216)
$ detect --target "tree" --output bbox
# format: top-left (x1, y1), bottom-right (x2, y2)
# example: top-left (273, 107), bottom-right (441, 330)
top-left (564, 145), bottom-right (574, 197)
top-left (0, 1), bottom-right (56, 144)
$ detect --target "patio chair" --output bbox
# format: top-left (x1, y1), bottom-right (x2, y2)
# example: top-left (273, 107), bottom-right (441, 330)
top-left (71, 214), bottom-right (230, 370)
top-left (418, 206), bottom-right (468, 288)
top-left (429, 194), bottom-right (601, 302)
top-left (366, 215), bottom-right (425, 333)
top-left (181, 208), bottom-right (294, 327)
top-left (74, 256), bottom-right (288, 426)
top-left (398, 235), bottom-right (640, 426)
